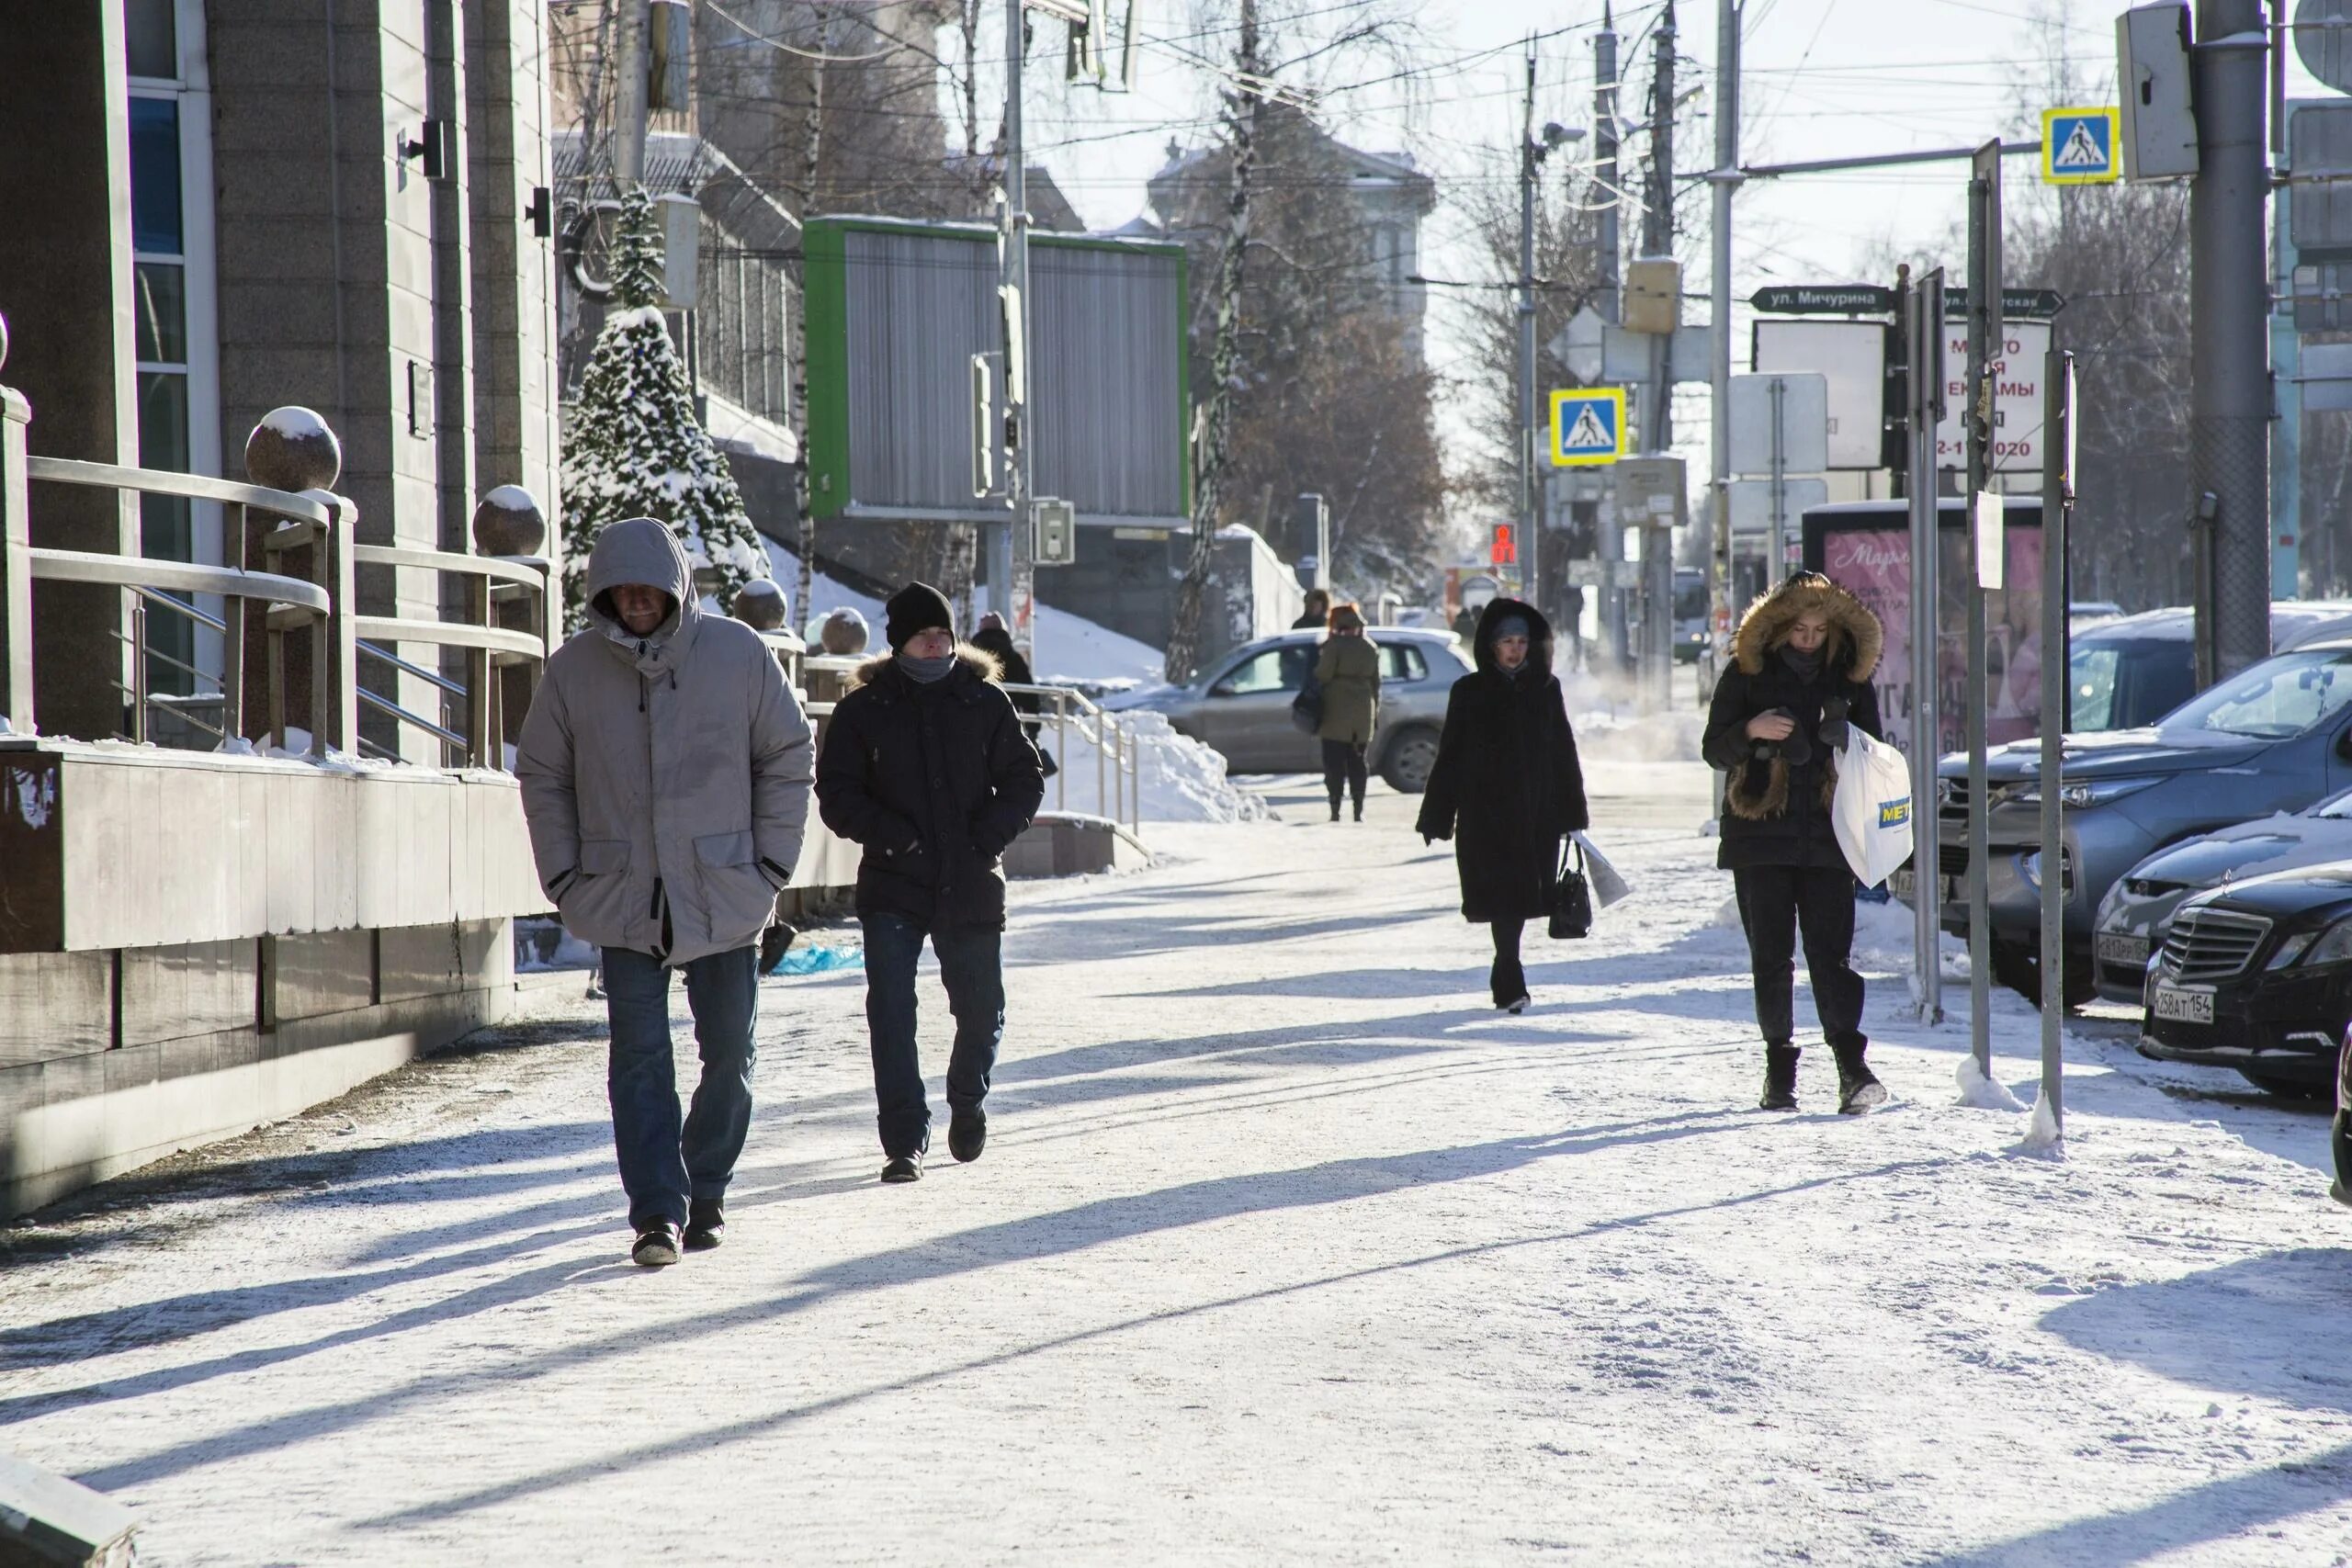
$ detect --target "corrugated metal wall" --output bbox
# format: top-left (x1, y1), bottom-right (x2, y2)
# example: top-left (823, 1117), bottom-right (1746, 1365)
top-left (1032, 245), bottom-right (1185, 523)
top-left (843, 229), bottom-right (1000, 514)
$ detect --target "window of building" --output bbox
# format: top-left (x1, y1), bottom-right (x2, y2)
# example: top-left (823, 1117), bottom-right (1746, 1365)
top-left (694, 220), bottom-right (790, 430)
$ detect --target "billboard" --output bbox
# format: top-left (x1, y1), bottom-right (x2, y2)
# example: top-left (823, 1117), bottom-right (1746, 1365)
top-left (1804, 499), bottom-right (2049, 762)
top-left (1751, 319), bottom-right (1890, 471)
top-left (802, 217), bottom-right (1190, 527)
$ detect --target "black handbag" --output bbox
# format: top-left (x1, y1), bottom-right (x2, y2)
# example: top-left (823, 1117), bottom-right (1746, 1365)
top-left (1550, 840), bottom-right (1594, 940)
top-left (1290, 674), bottom-right (1324, 735)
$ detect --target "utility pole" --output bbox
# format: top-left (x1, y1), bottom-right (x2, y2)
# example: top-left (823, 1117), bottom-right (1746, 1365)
top-left (1594, 6), bottom-right (1629, 668)
top-left (613, 0), bottom-right (648, 186)
top-left (1706, 0), bottom-right (1739, 664)
top-left (1964, 141), bottom-right (2002, 1083)
top-left (1643, 0), bottom-right (1677, 455)
top-left (2188, 0), bottom-right (2272, 681)
top-left (1519, 40), bottom-right (1541, 620)
top-left (993, 0), bottom-right (1036, 660)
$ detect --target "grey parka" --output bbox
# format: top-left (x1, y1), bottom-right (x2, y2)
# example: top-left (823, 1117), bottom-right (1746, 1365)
top-left (515, 519), bottom-right (814, 965)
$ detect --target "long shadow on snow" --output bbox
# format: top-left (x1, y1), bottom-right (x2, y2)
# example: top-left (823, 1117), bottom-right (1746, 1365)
top-left (74, 1107), bottom-right (1782, 1496)
top-left (1916, 1248), bottom-right (2352, 1567)
top-left (362, 1144), bottom-right (1959, 1529)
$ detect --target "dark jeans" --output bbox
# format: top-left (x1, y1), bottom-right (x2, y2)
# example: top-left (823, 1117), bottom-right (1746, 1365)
top-left (1733, 864), bottom-right (1866, 1049)
top-left (862, 912), bottom-right (1006, 1157)
top-left (602, 943), bottom-right (761, 1232)
top-left (1322, 739), bottom-right (1368, 813)
top-left (1490, 918), bottom-right (1526, 1006)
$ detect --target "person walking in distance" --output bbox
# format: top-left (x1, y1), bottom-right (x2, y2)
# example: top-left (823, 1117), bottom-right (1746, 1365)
top-left (516, 520), bottom-right (814, 1268)
top-left (1702, 571), bottom-right (1887, 1114)
top-left (1315, 602), bottom-right (1382, 822)
top-left (1294, 587), bottom-right (1332, 631)
top-left (1415, 599), bottom-right (1589, 1012)
top-left (816, 583), bottom-right (1046, 1183)
top-left (970, 612), bottom-right (1056, 780)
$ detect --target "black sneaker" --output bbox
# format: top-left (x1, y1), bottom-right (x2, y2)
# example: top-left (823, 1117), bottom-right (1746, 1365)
top-left (684, 1198), bottom-right (726, 1251)
top-left (632, 1221), bottom-right (682, 1268)
top-left (880, 1151), bottom-right (924, 1183)
top-left (949, 1105), bottom-right (988, 1164)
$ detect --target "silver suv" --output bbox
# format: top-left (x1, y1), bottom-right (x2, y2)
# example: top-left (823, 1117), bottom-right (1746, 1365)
top-left (1108, 626), bottom-right (1470, 791)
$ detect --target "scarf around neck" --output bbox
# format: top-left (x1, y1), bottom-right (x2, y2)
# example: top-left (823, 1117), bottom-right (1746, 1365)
top-left (897, 652), bottom-right (956, 685)
top-left (1779, 642), bottom-right (1825, 682)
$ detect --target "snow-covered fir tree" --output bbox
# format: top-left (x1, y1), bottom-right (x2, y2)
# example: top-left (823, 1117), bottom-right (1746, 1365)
top-left (560, 186), bottom-right (772, 629)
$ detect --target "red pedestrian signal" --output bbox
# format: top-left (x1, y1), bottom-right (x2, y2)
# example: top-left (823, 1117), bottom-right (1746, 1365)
top-left (1491, 524), bottom-right (1517, 566)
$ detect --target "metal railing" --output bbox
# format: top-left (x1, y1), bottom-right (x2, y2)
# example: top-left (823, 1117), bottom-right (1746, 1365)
top-left (798, 652), bottom-right (1143, 836)
top-left (349, 541), bottom-right (551, 768)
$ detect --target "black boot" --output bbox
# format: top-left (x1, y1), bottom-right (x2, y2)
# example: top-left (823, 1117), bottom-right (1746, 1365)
top-left (1832, 1037), bottom-right (1887, 1114)
top-left (684, 1198), bottom-right (726, 1251)
top-left (949, 1104), bottom-right (988, 1163)
top-left (1759, 1044), bottom-right (1800, 1111)
top-left (1329, 800), bottom-right (1342, 823)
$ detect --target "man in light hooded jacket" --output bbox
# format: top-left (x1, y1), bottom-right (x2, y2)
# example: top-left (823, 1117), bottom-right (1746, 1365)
top-left (517, 519), bottom-right (814, 1267)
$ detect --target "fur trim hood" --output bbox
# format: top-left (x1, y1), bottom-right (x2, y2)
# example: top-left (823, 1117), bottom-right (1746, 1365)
top-left (1732, 572), bottom-right (1882, 683)
top-left (848, 644), bottom-right (1005, 694)
top-left (1469, 596), bottom-right (1555, 679)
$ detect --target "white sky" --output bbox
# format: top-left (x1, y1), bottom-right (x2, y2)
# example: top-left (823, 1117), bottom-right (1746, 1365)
top-left (1001, 0), bottom-right (2338, 528)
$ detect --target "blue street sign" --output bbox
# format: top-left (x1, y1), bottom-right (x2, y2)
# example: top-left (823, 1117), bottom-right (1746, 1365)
top-left (1549, 389), bottom-right (1625, 467)
top-left (2041, 107), bottom-right (2119, 185)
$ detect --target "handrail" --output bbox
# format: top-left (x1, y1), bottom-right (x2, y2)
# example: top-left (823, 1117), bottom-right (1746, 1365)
top-left (30, 547), bottom-right (330, 615)
top-left (356, 638), bottom-right (467, 698)
top-left (350, 615), bottom-right (546, 661)
top-left (358, 686), bottom-right (468, 750)
top-left (134, 584), bottom-right (229, 636)
top-left (350, 542), bottom-right (551, 592)
top-left (25, 455), bottom-right (334, 525)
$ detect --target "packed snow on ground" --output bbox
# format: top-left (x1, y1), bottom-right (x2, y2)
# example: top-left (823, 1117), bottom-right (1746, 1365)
top-left (6, 760), bottom-right (2352, 1566)
top-left (763, 541), bottom-right (1164, 686)
top-left (1043, 708), bottom-right (1269, 825)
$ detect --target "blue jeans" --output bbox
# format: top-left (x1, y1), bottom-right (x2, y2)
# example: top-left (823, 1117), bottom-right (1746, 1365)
top-left (602, 944), bottom-right (760, 1231)
top-left (862, 913), bottom-right (1004, 1157)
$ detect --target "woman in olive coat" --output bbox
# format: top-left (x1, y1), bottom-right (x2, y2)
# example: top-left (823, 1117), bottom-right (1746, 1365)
top-left (1314, 602), bottom-right (1382, 822)
top-left (1415, 598), bottom-right (1589, 1011)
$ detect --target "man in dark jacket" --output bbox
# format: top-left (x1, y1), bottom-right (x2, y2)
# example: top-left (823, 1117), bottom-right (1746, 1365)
top-left (1702, 571), bottom-right (1887, 1115)
top-left (815, 582), bottom-right (1045, 1182)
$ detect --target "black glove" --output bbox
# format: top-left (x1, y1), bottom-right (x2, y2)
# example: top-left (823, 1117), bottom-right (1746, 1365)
top-left (1752, 707), bottom-right (1809, 767)
top-left (1818, 696), bottom-right (1852, 751)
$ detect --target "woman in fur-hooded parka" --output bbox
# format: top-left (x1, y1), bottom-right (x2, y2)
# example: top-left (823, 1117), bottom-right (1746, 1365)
top-left (1701, 571), bottom-right (1888, 1115)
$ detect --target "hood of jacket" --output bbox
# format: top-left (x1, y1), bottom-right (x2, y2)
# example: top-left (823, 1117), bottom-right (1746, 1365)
top-left (584, 518), bottom-right (700, 679)
top-left (1470, 597), bottom-right (1556, 680)
top-left (1731, 571), bottom-right (1882, 682)
top-left (850, 644), bottom-right (1006, 697)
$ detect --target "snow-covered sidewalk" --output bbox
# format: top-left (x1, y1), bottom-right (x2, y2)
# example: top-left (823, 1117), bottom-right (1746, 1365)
top-left (4, 761), bottom-right (2350, 1566)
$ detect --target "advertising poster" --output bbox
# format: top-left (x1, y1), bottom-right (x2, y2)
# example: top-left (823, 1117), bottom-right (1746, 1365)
top-left (1807, 502), bottom-right (2046, 764)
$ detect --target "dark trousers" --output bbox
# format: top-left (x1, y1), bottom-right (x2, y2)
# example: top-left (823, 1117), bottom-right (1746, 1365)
top-left (1322, 739), bottom-right (1368, 814)
top-left (1733, 864), bottom-right (1866, 1048)
top-left (862, 912), bottom-right (1006, 1157)
top-left (602, 944), bottom-right (761, 1232)
top-left (1490, 919), bottom-right (1526, 1006)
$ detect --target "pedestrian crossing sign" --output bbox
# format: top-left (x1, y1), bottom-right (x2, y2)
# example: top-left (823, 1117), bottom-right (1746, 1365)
top-left (1550, 388), bottom-right (1625, 467)
top-left (2041, 107), bottom-right (2119, 185)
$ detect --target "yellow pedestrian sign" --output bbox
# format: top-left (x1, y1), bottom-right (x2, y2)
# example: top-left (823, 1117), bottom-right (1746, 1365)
top-left (2041, 107), bottom-right (2120, 185)
top-left (1550, 388), bottom-right (1625, 467)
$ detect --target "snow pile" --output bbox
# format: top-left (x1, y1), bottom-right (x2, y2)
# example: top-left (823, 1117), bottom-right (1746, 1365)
top-left (1047, 709), bottom-right (1269, 824)
top-left (1954, 1053), bottom-right (2030, 1111)
top-left (2018, 1091), bottom-right (2066, 1154)
top-left (763, 542), bottom-right (1164, 685)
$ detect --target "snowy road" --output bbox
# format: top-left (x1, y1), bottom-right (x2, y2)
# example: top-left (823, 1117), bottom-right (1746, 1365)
top-left (5, 759), bottom-right (2352, 1566)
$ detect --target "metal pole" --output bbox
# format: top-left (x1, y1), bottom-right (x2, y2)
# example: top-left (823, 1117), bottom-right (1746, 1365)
top-left (1966, 142), bottom-right (2003, 1080)
top-left (1002, 0), bottom-right (1037, 666)
top-left (613, 0), bottom-right (648, 186)
top-left (1644, 3), bottom-right (1678, 455)
top-left (1909, 269), bottom-right (1947, 1024)
top-left (1595, 8), bottom-right (1629, 670)
top-left (1707, 0), bottom-right (1740, 667)
top-left (2039, 347), bottom-right (2075, 1136)
top-left (1768, 375), bottom-right (1787, 578)
top-left (2188, 1), bottom-right (2273, 682)
top-left (2273, 124), bottom-right (2303, 598)
top-left (1518, 40), bottom-right (1540, 616)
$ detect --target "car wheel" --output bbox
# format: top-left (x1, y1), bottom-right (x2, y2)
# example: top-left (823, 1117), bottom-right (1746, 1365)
top-left (2235, 1069), bottom-right (2331, 1100)
top-left (1989, 940), bottom-right (2098, 1010)
top-left (1379, 728), bottom-right (1441, 794)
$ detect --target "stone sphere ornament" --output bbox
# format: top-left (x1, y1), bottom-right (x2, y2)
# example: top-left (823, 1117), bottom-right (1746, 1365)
top-left (470, 484), bottom-right (547, 557)
top-left (820, 607), bottom-right (870, 656)
top-left (729, 578), bottom-right (788, 631)
top-left (244, 407), bottom-right (343, 493)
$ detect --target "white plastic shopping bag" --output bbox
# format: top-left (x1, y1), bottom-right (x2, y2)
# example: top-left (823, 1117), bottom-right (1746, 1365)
top-left (1571, 831), bottom-right (1633, 908)
top-left (1832, 728), bottom-right (1916, 887)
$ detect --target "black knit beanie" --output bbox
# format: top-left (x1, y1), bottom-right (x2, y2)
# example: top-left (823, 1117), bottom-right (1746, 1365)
top-left (885, 581), bottom-right (955, 652)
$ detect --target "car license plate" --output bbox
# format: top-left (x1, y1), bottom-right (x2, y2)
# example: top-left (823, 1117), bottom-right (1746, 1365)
top-left (2096, 932), bottom-right (2151, 968)
top-left (2152, 985), bottom-right (2214, 1024)
top-left (1889, 868), bottom-right (1954, 905)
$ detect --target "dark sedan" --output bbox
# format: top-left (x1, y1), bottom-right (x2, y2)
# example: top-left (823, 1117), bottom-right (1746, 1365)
top-left (2139, 862), bottom-right (2352, 1097)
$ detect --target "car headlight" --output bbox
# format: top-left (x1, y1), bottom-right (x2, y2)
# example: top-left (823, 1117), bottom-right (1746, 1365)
top-left (2281, 919), bottom-right (2352, 969)
top-left (2011, 776), bottom-right (2162, 808)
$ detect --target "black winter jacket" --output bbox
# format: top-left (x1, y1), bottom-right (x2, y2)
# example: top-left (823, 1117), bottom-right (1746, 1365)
top-left (814, 648), bottom-right (1046, 929)
top-left (1415, 599), bottom-right (1591, 923)
top-left (1701, 573), bottom-right (1885, 873)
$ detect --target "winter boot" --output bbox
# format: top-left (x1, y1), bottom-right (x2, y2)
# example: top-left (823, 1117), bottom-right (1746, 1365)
top-left (1352, 798), bottom-right (1364, 823)
top-left (949, 1104), bottom-right (988, 1164)
top-left (1832, 1038), bottom-right (1888, 1114)
top-left (880, 1150), bottom-right (924, 1184)
top-left (684, 1198), bottom-right (726, 1251)
top-left (632, 1221), bottom-right (682, 1269)
top-left (1759, 1044), bottom-right (1800, 1111)
top-left (1329, 801), bottom-right (1342, 823)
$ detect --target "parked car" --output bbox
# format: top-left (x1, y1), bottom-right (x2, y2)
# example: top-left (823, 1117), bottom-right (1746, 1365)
top-left (2138, 861), bottom-right (2352, 1097)
top-left (1938, 637), bottom-right (2352, 1007)
top-left (2070, 600), bottom-right (2125, 630)
top-left (2334, 1024), bottom-right (2351, 1205)
top-left (2070, 602), bottom-right (2352, 734)
top-left (2090, 785), bottom-right (2352, 1003)
top-left (1106, 626), bottom-right (1470, 791)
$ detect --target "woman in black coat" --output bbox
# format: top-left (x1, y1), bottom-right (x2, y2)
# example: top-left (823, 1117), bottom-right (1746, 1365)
top-left (1702, 570), bottom-right (1887, 1115)
top-left (1416, 598), bottom-right (1590, 1012)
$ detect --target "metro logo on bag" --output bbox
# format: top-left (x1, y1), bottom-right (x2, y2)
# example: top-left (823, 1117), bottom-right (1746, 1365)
top-left (1879, 798), bottom-right (1911, 830)
top-left (1833, 728), bottom-right (1917, 887)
